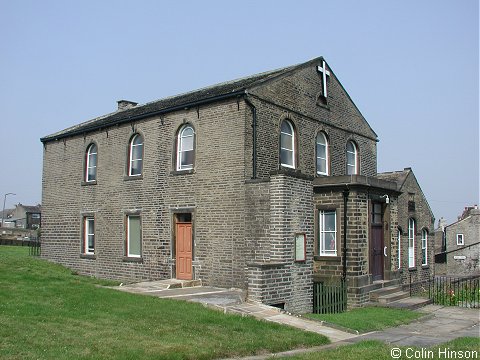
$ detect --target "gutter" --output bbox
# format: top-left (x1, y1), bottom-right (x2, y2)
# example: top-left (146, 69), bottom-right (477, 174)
top-left (40, 90), bottom-right (247, 143)
top-left (244, 96), bottom-right (257, 179)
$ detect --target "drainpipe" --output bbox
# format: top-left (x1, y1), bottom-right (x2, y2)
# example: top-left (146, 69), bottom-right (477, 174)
top-left (244, 97), bottom-right (257, 179)
top-left (342, 189), bottom-right (349, 281)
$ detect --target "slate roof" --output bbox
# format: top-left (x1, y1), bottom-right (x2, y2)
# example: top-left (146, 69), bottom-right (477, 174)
top-left (40, 60), bottom-right (310, 143)
top-left (21, 205), bottom-right (41, 214)
top-left (376, 169), bottom-right (411, 190)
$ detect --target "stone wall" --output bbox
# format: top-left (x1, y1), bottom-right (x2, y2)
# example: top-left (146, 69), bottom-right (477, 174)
top-left (42, 98), bottom-right (248, 286)
top-left (247, 172), bottom-right (314, 314)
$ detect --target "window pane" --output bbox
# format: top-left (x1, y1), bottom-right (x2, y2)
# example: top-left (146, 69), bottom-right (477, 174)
top-left (87, 167), bottom-right (96, 181)
top-left (324, 212), bottom-right (336, 231)
top-left (182, 127), bottom-right (194, 137)
top-left (280, 133), bottom-right (293, 150)
top-left (316, 157), bottom-right (326, 174)
top-left (133, 135), bottom-right (143, 146)
top-left (131, 144), bottom-right (143, 160)
top-left (181, 136), bottom-right (194, 151)
top-left (281, 121), bottom-right (292, 135)
top-left (128, 216), bottom-right (141, 256)
top-left (280, 149), bottom-right (293, 167)
top-left (317, 133), bottom-right (326, 146)
top-left (317, 143), bottom-right (326, 159)
top-left (130, 159), bottom-right (142, 175)
top-left (87, 235), bottom-right (95, 251)
top-left (324, 233), bottom-right (336, 251)
top-left (89, 152), bottom-right (97, 167)
top-left (347, 141), bottom-right (355, 152)
top-left (181, 151), bottom-right (194, 168)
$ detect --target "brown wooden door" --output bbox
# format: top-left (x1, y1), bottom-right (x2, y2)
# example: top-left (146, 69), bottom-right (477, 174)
top-left (370, 202), bottom-right (384, 281)
top-left (176, 222), bottom-right (192, 280)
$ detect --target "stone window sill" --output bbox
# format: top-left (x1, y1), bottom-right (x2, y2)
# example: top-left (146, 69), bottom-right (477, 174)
top-left (170, 169), bottom-right (195, 176)
top-left (123, 256), bottom-right (143, 263)
top-left (408, 267), bottom-right (417, 272)
top-left (80, 254), bottom-right (96, 260)
top-left (314, 255), bottom-right (341, 262)
top-left (124, 175), bottom-right (143, 181)
top-left (81, 180), bottom-right (97, 186)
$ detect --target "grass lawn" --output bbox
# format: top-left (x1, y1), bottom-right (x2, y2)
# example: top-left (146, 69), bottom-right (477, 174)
top-left (0, 246), bottom-right (328, 360)
top-left (304, 306), bottom-right (423, 333)
top-left (274, 337), bottom-right (480, 360)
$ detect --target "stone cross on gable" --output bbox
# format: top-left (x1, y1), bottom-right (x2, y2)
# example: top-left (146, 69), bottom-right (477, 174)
top-left (317, 60), bottom-right (330, 98)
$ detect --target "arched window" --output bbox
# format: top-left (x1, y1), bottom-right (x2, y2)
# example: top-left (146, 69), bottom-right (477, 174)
top-left (128, 134), bottom-right (143, 176)
top-left (408, 218), bottom-right (416, 268)
top-left (316, 132), bottom-right (329, 175)
top-left (85, 143), bottom-right (97, 182)
top-left (421, 229), bottom-right (428, 266)
top-left (346, 140), bottom-right (358, 175)
top-left (177, 125), bottom-right (195, 171)
top-left (280, 120), bottom-right (295, 168)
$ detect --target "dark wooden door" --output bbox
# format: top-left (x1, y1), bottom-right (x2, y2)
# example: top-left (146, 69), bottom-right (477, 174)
top-left (370, 202), bottom-right (384, 281)
top-left (176, 222), bottom-right (192, 280)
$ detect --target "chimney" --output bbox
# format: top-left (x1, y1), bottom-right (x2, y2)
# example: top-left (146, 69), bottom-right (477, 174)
top-left (117, 100), bottom-right (138, 111)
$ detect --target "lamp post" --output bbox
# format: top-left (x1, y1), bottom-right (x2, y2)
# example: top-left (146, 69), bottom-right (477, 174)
top-left (2, 193), bottom-right (16, 228)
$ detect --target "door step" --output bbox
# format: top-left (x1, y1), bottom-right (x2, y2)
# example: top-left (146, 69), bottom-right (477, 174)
top-left (167, 279), bottom-right (202, 289)
top-left (376, 291), bottom-right (410, 304)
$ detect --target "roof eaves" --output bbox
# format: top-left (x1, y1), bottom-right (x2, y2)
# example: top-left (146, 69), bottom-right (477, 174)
top-left (40, 89), bottom-right (247, 143)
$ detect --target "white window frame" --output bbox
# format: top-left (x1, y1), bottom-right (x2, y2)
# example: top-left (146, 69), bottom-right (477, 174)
top-left (398, 229), bottom-right (402, 269)
top-left (421, 229), bottom-right (428, 266)
top-left (408, 218), bottom-right (415, 268)
top-left (316, 132), bottom-right (329, 176)
top-left (176, 125), bottom-right (195, 171)
top-left (280, 120), bottom-right (295, 169)
top-left (126, 215), bottom-right (141, 258)
top-left (319, 210), bottom-right (337, 256)
top-left (128, 134), bottom-right (143, 176)
top-left (456, 233), bottom-right (464, 246)
top-left (85, 143), bottom-right (97, 182)
top-left (84, 217), bottom-right (95, 255)
top-left (346, 141), bottom-right (358, 175)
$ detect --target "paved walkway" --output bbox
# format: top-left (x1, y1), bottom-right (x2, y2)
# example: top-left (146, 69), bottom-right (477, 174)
top-left (113, 281), bottom-right (479, 358)
top-left (350, 304), bottom-right (480, 347)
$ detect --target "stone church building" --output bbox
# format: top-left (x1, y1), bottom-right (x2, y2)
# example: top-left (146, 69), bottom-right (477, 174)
top-left (41, 57), bottom-right (434, 313)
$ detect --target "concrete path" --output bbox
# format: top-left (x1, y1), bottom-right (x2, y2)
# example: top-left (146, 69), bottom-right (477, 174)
top-left (350, 304), bottom-right (480, 347)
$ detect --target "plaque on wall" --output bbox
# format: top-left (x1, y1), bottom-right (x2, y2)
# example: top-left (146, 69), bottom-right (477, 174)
top-left (295, 233), bottom-right (306, 262)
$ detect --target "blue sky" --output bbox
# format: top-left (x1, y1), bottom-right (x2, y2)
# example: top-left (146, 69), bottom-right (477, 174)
top-left (0, 0), bottom-right (478, 224)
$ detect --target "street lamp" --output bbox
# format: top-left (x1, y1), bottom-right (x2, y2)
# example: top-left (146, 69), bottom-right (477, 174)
top-left (2, 193), bottom-right (16, 228)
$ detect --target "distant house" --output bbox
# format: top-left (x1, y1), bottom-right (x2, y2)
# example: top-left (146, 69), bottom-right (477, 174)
top-left (436, 206), bottom-right (480, 276)
top-left (0, 208), bottom-right (15, 228)
top-left (376, 168), bottom-right (435, 290)
top-left (8, 204), bottom-right (42, 229)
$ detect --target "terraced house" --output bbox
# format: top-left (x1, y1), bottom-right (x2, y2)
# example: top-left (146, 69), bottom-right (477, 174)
top-left (41, 57), bottom-right (434, 313)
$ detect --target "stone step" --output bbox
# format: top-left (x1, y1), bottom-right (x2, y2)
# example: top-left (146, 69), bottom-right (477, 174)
top-left (370, 285), bottom-right (404, 300)
top-left (166, 279), bottom-right (202, 289)
top-left (384, 297), bottom-right (433, 310)
top-left (377, 291), bottom-right (410, 304)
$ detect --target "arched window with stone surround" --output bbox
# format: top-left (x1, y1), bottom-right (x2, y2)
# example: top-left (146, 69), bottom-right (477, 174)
top-left (128, 134), bottom-right (143, 176)
top-left (346, 140), bottom-right (358, 175)
top-left (316, 132), bottom-right (329, 175)
top-left (280, 120), bottom-right (295, 169)
top-left (176, 124), bottom-right (195, 171)
top-left (85, 143), bottom-right (97, 182)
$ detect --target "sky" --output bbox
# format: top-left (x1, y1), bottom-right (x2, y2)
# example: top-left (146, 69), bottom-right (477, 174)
top-left (0, 0), bottom-right (478, 224)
